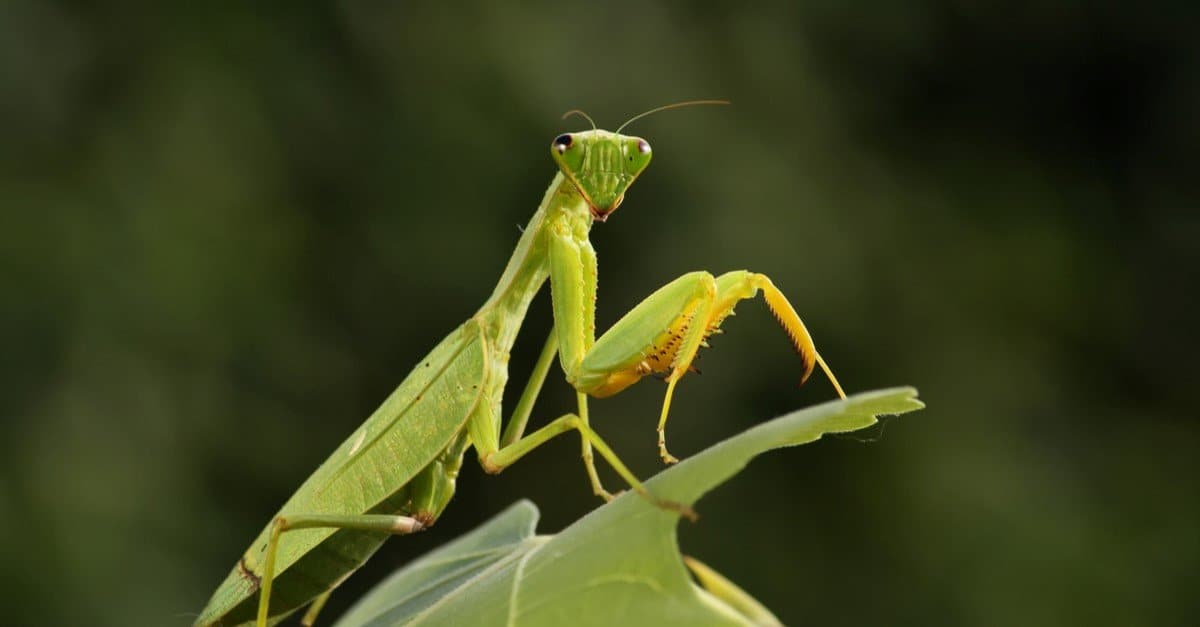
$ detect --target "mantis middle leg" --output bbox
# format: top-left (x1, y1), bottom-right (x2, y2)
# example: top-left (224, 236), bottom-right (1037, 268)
top-left (469, 328), bottom-right (695, 518)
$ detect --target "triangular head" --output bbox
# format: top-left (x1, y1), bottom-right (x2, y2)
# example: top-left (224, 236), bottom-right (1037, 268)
top-left (549, 99), bottom-right (729, 222)
top-left (550, 129), bottom-right (652, 222)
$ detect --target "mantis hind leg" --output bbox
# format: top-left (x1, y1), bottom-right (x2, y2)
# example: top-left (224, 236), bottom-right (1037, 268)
top-left (255, 514), bottom-right (426, 627)
top-left (300, 590), bottom-right (332, 626)
top-left (683, 555), bottom-right (782, 626)
top-left (574, 270), bottom-right (846, 463)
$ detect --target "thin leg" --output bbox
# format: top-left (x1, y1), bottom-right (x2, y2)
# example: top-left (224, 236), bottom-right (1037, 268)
top-left (300, 590), bottom-right (332, 626)
top-left (492, 327), bottom-right (612, 499)
top-left (500, 328), bottom-right (559, 447)
top-left (683, 555), bottom-right (782, 626)
top-left (256, 514), bottom-right (424, 627)
top-left (495, 329), bottom-right (612, 498)
top-left (478, 412), bottom-right (696, 520)
top-left (655, 279), bottom-right (718, 463)
top-left (575, 391), bottom-right (613, 499)
top-left (656, 378), bottom-right (684, 464)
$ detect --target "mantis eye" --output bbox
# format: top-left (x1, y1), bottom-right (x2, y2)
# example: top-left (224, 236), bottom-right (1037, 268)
top-left (553, 134), bottom-right (573, 154)
top-left (637, 139), bottom-right (651, 154)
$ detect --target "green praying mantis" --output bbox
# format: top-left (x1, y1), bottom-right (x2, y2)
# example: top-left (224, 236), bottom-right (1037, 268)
top-left (195, 102), bottom-right (847, 626)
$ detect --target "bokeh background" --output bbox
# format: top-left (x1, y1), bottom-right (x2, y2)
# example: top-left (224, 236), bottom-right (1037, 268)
top-left (3, 2), bottom-right (1197, 625)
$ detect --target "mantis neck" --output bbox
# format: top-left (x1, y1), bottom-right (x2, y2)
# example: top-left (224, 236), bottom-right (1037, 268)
top-left (476, 171), bottom-right (590, 356)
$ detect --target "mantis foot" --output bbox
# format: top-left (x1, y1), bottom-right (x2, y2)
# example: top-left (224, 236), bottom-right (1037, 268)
top-left (596, 487), bottom-right (621, 502)
top-left (658, 430), bottom-right (679, 464)
top-left (658, 497), bottom-right (699, 523)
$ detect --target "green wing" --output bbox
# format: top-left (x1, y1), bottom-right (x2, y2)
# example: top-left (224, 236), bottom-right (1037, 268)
top-left (196, 320), bottom-right (487, 625)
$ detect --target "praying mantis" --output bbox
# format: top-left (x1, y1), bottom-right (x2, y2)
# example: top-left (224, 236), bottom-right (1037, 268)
top-left (195, 102), bottom-right (846, 626)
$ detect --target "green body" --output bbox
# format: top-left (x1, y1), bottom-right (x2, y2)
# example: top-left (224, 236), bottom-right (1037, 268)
top-left (196, 128), bottom-right (844, 626)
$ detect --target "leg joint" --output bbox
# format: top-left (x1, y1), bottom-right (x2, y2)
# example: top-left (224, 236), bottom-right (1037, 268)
top-left (479, 454), bottom-right (503, 475)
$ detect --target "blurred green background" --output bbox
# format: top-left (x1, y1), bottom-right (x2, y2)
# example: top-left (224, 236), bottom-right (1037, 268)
top-left (2, 2), bottom-right (1197, 625)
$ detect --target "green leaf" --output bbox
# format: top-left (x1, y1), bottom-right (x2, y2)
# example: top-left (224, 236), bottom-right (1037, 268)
top-left (333, 387), bottom-right (924, 627)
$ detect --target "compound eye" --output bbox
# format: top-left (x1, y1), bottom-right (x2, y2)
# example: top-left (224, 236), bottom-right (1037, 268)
top-left (553, 134), bottom-right (573, 154)
top-left (637, 139), bottom-right (651, 154)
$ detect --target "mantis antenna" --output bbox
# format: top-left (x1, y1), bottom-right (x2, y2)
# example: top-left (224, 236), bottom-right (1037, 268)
top-left (561, 109), bottom-right (597, 130)
top-left (615, 99), bottom-right (730, 134)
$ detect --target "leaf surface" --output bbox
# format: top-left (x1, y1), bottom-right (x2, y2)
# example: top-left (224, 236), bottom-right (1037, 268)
top-left (334, 387), bottom-right (924, 627)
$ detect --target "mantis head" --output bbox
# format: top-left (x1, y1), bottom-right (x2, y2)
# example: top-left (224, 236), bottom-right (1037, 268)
top-left (549, 100), bottom-right (729, 222)
top-left (551, 130), bottom-right (651, 222)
